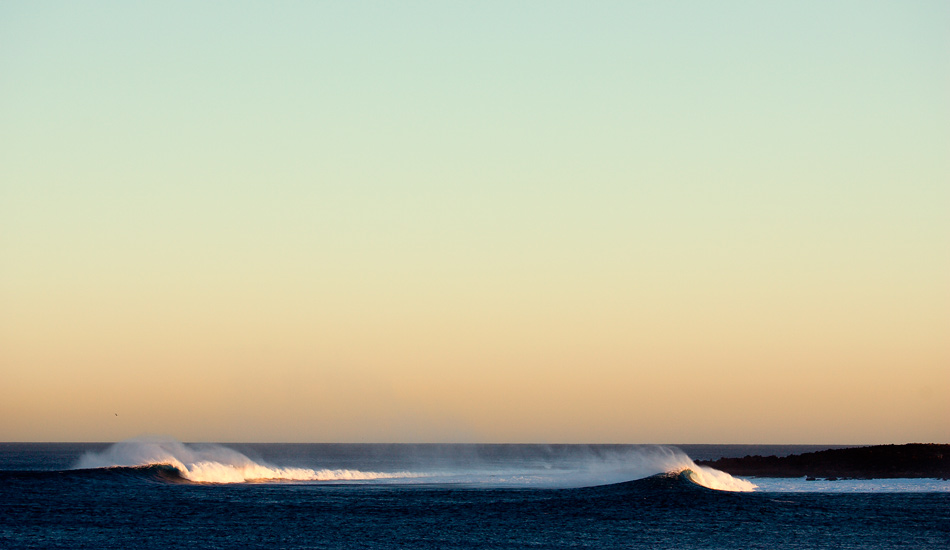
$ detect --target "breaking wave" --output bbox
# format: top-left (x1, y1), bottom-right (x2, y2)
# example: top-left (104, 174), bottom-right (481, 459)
top-left (73, 439), bottom-right (756, 491)
top-left (75, 439), bottom-right (417, 483)
top-left (532, 445), bottom-right (758, 492)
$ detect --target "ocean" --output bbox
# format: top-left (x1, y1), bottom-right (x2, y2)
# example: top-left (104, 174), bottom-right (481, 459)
top-left (1, 441), bottom-right (948, 549)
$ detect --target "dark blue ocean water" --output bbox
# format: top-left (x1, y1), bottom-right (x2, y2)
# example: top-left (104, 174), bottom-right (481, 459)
top-left (1, 442), bottom-right (948, 549)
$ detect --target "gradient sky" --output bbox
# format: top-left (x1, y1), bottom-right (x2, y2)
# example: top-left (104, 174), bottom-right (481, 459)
top-left (2, 1), bottom-right (948, 444)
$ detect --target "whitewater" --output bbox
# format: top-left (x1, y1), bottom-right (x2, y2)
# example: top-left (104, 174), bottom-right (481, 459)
top-left (74, 438), bottom-right (758, 491)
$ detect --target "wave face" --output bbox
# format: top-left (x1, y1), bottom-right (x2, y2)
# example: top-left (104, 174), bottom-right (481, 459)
top-left (74, 439), bottom-right (756, 491)
top-left (75, 439), bottom-right (416, 483)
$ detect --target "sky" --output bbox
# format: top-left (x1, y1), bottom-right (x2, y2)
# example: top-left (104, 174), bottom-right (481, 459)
top-left (1, 1), bottom-right (947, 444)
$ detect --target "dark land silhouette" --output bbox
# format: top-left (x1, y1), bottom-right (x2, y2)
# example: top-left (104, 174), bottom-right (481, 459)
top-left (696, 443), bottom-right (950, 479)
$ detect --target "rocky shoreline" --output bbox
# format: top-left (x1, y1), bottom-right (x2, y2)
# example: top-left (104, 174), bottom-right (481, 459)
top-left (696, 443), bottom-right (950, 479)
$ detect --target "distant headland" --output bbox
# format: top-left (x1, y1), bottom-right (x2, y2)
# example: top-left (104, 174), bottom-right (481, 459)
top-left (696, 444), bottom-right (950, 479)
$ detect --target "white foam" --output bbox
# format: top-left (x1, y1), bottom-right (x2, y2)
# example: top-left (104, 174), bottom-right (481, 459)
top-left (684, 464), bottom-right (759, 492)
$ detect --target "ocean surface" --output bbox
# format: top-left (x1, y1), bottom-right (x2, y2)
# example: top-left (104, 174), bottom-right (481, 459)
top-left (1, 441), bottom-right (948, 549)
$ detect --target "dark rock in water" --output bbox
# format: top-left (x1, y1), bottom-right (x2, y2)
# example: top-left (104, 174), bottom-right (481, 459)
top-left (695, 443), bottom-right (950, 479)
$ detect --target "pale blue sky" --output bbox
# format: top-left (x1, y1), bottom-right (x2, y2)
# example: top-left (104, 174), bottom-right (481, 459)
top-left (1, 1), bottom-right (948, 443)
